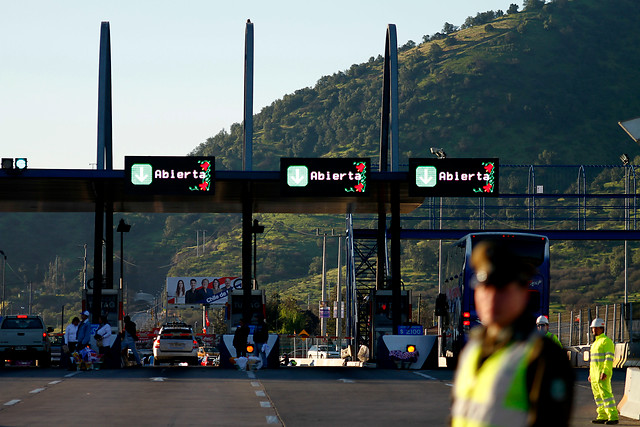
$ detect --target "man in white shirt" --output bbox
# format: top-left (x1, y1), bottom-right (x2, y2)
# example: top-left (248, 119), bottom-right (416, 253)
top-left (64, 317), bottom-right (80, 353)
top-left (95, 315), bottom-right (112, 355)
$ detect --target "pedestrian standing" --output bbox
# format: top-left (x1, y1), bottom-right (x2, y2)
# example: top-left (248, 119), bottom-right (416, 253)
top-left (588, 318), bottom-right (618, 425)
top-left (64, 317), bottom-right (80, 353)
top-left (94, 315), bottom-right (112, 355)
top-left (121, 315), bottom-right (142, 367)
top-left (451, 241), bottom-right (574, 426)
top-left (535, 315), bottom-right (562, 347)
top-left (76, 311), bottom-right (91, 349)
top-left (233, 319), bottom-right (250, 357)
top-left (253, 315), bottom-right (269, 369)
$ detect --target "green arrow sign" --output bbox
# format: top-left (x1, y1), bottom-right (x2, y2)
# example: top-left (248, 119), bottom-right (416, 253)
top-left (287, 165), bottom-right (309, 187)
top-left (131, 163), bottom-right (153, 185)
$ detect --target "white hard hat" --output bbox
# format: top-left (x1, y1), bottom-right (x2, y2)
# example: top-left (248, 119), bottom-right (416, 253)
top-left (536, 315), bottom-right (549, 325)
top-left (590, 318), bottom-right (605, 328)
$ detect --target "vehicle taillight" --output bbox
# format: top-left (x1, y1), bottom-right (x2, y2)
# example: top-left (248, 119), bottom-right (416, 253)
top-left (193, 340), bottom-right (198, 349)
top-left (17, 315), bottom-right (28, 319)
top-left (42, 332), bottom-right (47, 339)
top-left (154, 340), bottom-right (160, 349)
top-left (463, 312), bottom-right (471, 327)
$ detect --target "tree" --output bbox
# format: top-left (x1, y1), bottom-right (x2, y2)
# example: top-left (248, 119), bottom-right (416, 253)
top-left (442, 22), bottom-right (458, 35)
top-left (524, 0), bottom-right (545, 10)
top-left (507, 4), bottom-right (519, 14)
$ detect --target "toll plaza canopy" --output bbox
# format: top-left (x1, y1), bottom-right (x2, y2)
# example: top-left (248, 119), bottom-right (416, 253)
top-left (0, 169), bottom-right (424, 214)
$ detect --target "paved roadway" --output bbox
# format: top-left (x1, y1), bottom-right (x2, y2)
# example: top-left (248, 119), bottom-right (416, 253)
top-left (0, 366), bottom-right (638, 426)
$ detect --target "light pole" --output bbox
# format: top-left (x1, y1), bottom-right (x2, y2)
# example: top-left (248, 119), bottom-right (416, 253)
top-left (430, 147), bottom-right (446, 363)
top-left (117, 219), bottom-right (131, 312)
top-left (0, 250), bottom-right (6, 317)
top-left (618, 118), bottom-right (640, 304)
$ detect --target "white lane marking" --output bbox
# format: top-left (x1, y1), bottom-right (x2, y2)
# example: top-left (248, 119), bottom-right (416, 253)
top-left (445, 383), bottom-right (454, 387)
top-left (64, 372), bottom-right (80, 378)
top-left (266, 415), bottom-right (280, 424)
top-left (413, 372), bottom-right (437, 380)
top-left (260, 401), bottom-right (272, 408)
top-left (29, 388), bottom-right (46, 394)
top-left (255, 390), bottom-right (266, 397)
top-left (150, 377), bottom-right (168, 382)
top-left (337, 378), bottom-right (355, 383)
top-left (247, 371), bottom-right (256, 379)
top-left (4, 399), bottom-right (21, 406)
top-left (251, 381), bottom-right (260, 387)
top-left (48, 380), bottom-right (62, 385)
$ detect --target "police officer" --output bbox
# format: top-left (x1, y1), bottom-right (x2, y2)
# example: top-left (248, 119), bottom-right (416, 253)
top-left (451, 241), bottom-right (574, 426)
top-left (588, 318), bottom-right (618, 424)
top-left (536, 315), bottom-right (562, 347)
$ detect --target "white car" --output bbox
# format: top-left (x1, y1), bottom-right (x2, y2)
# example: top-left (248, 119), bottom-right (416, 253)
top-left (307, 345), bottom-right (340, 359)
top-left (152, 322), bottom-right (199, 366)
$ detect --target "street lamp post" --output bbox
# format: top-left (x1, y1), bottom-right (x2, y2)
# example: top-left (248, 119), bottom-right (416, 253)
top-left (117, 219), bottom-right (131, 312)
top-left (0, 250), bottom-right (6, 317)
top-left (430, 148), bottom-right (446, 364)
top-left (617, 118), bottom-right (640, 305)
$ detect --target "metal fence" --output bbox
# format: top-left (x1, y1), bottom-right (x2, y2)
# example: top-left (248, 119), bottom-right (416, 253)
top-left (550, 302), bottom-right (638, 347)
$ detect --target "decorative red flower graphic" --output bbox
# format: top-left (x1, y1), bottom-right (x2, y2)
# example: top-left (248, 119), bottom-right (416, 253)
top-left (483, 184), bottom-right (493, 192)
top-left (355, 163), bottom-right (365, 173)
top-left (484, 164), bottom-right (493, 173)
top-left (353, 183), bottom-right (365, 192)
top-left (199, 182), bottom-right (209, 191)
top-left (200, 162), bottom-right (210, 171)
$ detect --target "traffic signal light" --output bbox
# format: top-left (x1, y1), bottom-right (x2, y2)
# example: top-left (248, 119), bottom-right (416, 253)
top-left (1, 157), bottom-right (28, 174)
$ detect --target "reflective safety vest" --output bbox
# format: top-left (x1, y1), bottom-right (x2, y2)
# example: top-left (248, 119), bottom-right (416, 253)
top-left (452, 332), bottom-right (541, 427)
top-left (589, 333), bottom-right (614, 380)
top-left (545, 331), bottom-right (562, 348)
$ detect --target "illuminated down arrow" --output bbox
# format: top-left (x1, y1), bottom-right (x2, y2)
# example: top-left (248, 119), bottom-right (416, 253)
top-left (287, 166), bottom-right (308, 187)
top-left (135, 166), bottom-right (148, 182)
top-left (416, 166), bottom-right (437, 188)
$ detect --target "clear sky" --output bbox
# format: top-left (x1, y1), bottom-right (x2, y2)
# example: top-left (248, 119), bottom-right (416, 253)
top-left (1, 1), bottom-right (522, 169)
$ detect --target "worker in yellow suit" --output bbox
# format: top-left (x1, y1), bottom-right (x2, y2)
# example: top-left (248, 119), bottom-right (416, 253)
top-left (588, 318), bottom-right (618, 425)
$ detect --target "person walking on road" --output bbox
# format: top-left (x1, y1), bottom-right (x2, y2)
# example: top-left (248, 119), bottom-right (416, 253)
top-left (536, 315), bottom-right (562, 347)
top-left (76, 311), bottom-right (91, 349)
top-left (451, 241), bottom-right (574, 427)
top-left (121, 315), bottom-right (142, 367)
top-left (588, 318), bottom-right (618, 425)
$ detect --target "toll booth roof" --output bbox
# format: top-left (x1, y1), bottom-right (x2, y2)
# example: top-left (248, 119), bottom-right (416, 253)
top-left (0, 169), bottom-right (424, 214)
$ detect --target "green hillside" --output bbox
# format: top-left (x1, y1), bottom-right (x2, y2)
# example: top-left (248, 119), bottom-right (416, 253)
top-left (2, 0), bottom-right (640, 331)
top-left (191, 0), bottom-right (640, 168)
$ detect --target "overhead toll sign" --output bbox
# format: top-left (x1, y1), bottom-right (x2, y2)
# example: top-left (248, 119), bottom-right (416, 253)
top-left (125, 156), bottom-right (214, 195)
top-left (281, 158), bottom-right (370, 197)
top-left (409, 158), bottom-right (499, 197)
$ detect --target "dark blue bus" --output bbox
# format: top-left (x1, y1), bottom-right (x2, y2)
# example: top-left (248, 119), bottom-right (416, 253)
top-left (439, 232), bottom-right (550, 364)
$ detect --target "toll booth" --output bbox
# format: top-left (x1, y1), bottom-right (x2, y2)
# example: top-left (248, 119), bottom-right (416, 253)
top-left (227, 289), bottom-right (266, 332)
top-left (82, 288), bottom-right (122, 331)
top-left (371, 289), bottom-right (412, 359)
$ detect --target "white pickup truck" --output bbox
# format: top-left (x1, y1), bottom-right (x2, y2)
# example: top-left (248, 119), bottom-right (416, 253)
top-left (0, 315), bottom-right (53, 367)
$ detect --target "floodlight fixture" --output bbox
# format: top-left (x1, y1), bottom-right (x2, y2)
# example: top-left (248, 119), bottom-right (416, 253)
top-left (430, 147), bottom-right (447, 159)
top-left (620, 153), bottom-right (630, 166)
top-left (619, 117), bottom-right (640, 144)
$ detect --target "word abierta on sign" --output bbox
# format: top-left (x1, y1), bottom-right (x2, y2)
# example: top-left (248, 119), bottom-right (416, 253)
top-left (408, 158), bottom-right (499, 197)
top-left (125, 156), bottom-right (214, 195)
top-left (281, 158), bottom-right (370, 196)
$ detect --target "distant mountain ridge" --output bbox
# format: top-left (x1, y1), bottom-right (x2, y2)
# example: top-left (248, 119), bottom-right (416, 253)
top-left (191, 0), bottom-right (640, 169)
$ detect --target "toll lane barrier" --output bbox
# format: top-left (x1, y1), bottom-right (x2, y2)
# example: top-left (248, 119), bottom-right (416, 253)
top-left (625, 343), bottom-right (640, 368)
top-left (614, 343), bottom-right (628, 368)
top-left (618, 367), bottom-right (640, 420)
